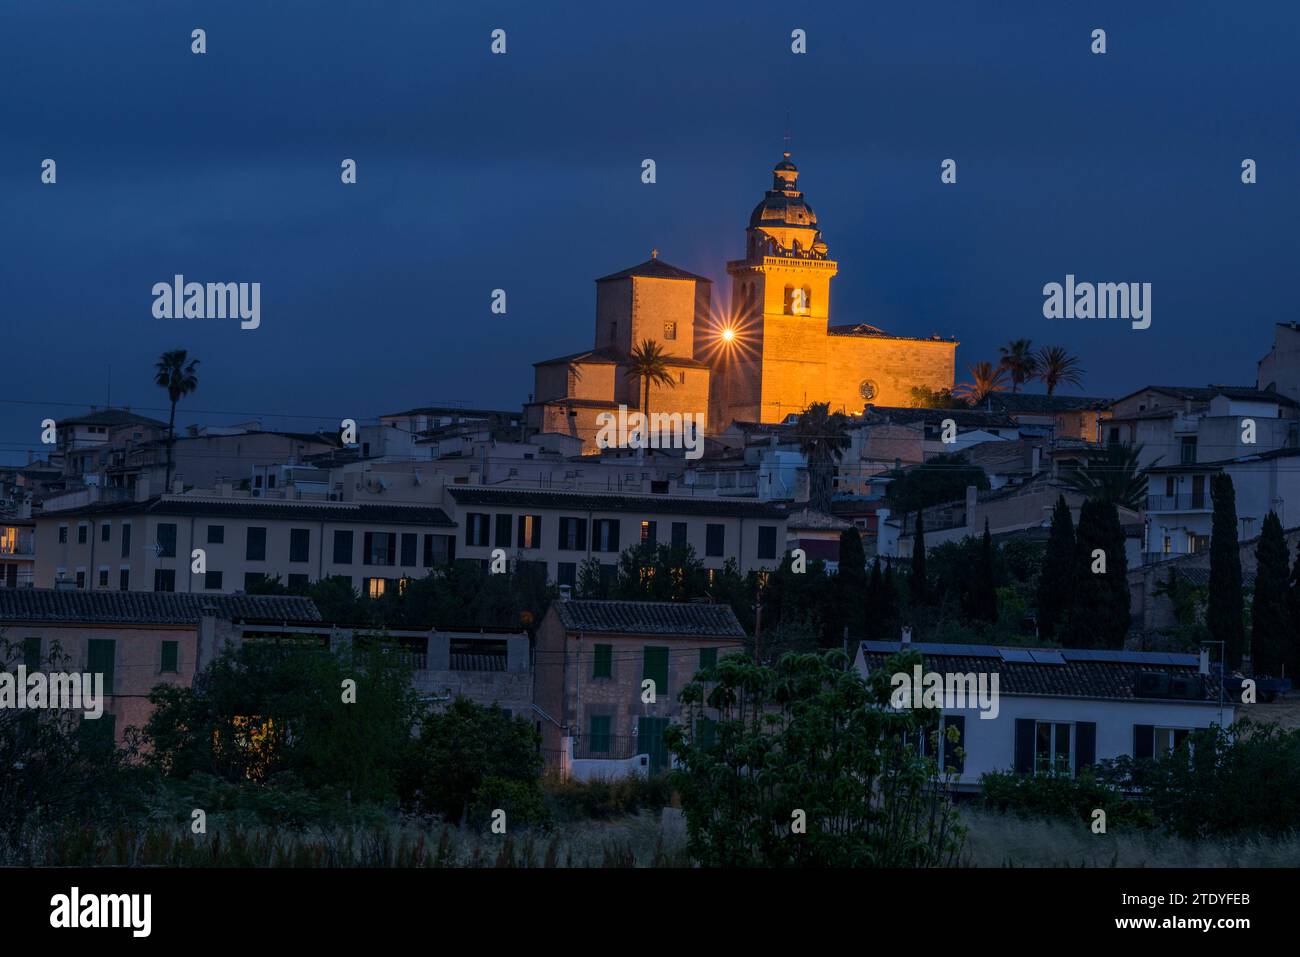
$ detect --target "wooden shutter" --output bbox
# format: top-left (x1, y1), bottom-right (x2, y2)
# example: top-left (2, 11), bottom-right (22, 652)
top-left (161, 641), bottom-right (179, 673)
top-left (1075, 721), bottom-right (1097, 771)
top-left (1133, 724), bottom-right (1155, 760)
top-left (1014, 718), bottom-right (1035, 773)
top-left (699, 647), bottom-right (718, 671)
top-left (942, 715), bottom-right (966, 773)
top-left (87, 639), bottom-right (115, 695)
top-left (608, 520), bottom-right (620, 552)
top-left (643, 646), bottom-right (669, 699)
top-left (589, 715), bottom-right (611, 753)
top-left (593, 644), bottom-right (612, 679)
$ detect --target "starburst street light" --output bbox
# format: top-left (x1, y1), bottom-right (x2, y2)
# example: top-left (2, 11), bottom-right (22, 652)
top-left (721, 326), bottom-right (736, 343)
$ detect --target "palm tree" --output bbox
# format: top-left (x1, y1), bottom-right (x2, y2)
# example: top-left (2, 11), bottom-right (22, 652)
top-left (794, 401), bottom-right (851, 513)
top-left (998, 338), bottom-right (1038, 393)
top-left (1060, 441), bottom-right (1155, 511)
top-left (1035, 345), bottom-right (1085, 396)
top-left (154, 349), bottom-right (200, 492)
top-left (623, 339), bottom-right (676, 418)
top-left (953, 361), bottom-right (1008, 405)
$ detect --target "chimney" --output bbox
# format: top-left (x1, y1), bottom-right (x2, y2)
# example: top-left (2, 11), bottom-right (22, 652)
top-left (1199, 648), bottom-right (1210, 675)
top-left (1031, 445), bottom-right (1041, 475)
top-left (558, 584), bottom-right (572, 602)
top-left (172, 477), bottom-right (183, 495)
top-left (901, 623), bottom-right (912, 646)
top-left (195, 604), bottom-right (221, 671)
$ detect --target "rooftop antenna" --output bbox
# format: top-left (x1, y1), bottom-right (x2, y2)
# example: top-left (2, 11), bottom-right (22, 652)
top-left (784, 112), bottom-right (791, 156)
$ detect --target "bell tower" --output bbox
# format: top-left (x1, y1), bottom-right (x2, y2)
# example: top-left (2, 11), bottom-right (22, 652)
top-left (717, 152), bottom-right (838, 423)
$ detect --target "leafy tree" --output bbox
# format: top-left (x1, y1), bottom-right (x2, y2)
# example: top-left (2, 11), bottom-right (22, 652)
top-left (997, 338), bottom-right (1038, 393)
top-left (910, 509), bottom-right (929, 605)
top-left (885, 453), bottom-right (990, 514)
top-left (1060, 441), bottom-right (1151, 511)
top-left (153, 349), bottom-right (200, 492)
top-left (142, 639), bottom-right (422, 804)
top-left (612, 542), bottom-right (703, 601)
top-left (665, 650), bottom-right (965, 866)
top-left (623, 338), bottom-right (676, 419)
top-left (793, 401), bottom-right (851, 513)
top-left (1251, 511), bottom-right (1290, 676)
top-left (577, 556), bottom-right (610, 599)
top-left (1208, 473), bottom-right (1246, 669)
top-left (414, 697), bottom-right (544, 827)
top-left (908, 385), bottom-right (967, 409)
top-left (1035, 345), bottom-right (1084, 396)
top-left (1036, 496), bottom-right (1075, 640)
top-left (953, 361), bottom-right (1007, 405)
top-left (753, 551), bottom-right (834, 648)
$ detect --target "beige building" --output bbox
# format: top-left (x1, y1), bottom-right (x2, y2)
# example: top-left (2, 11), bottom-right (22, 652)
top-left (32, 494), bottom-right (457, 599)
top-left (446, 485), bottom-right (790, 587)
top-left (534, 599), bottom-right (745, 775)
top-left (0, 589), bottom-right (320, 745)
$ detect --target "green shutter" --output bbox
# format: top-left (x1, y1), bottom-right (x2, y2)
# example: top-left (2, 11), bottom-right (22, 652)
top-left (699, 647), bottom-right (717, 671)
top-left (87, 639), bottom-right (115, 695)
top-left (161, 640), bottom-right (179, 673)
top-left (23, 637), bottom-right (42, 670)
top-left (643, 646), bottom-right (669, 700)
top-left (592, 643), bottom-right (612, 678)
top-left (590, 715), bottom-right (611, 753)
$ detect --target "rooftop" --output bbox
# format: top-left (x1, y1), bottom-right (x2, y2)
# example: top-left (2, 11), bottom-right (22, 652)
top-left (595, 257), bottom-right (712, 284)
top-left (35, 495), bottom-right (455, 527)
top-left (57, 408), bottom-right (168, 430)
top-left (447, 485), bottom-right (789, 518)
top-left (0, 589), bottom-right (321, 625)
top-left (553, 599), bottom-right (745, 638)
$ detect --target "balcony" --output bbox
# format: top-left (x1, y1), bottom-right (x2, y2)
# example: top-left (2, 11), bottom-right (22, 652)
top-left (572, 734), bottom-right (644, 761)
top-left (0, 535), bottom-right (34, 557)
top-left (1146, 493), bottom-right (1210, 512)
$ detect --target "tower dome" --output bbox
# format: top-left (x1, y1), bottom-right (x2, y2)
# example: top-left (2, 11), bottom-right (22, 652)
top-left (746, 152), bottom-right (827, 260)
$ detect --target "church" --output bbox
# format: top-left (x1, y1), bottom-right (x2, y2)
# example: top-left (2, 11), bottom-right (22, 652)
top-left (525, 152), bottom-right (958, 450)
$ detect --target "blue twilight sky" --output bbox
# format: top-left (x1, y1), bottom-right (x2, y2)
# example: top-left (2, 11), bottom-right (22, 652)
top-left (1, 0), bottom-right (1297, 465)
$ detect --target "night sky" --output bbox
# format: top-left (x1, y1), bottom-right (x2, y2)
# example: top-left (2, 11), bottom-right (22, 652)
top-left (1, 0), bottom-right (1296, 465)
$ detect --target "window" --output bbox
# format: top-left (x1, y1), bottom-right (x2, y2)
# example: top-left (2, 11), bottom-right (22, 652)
top-left (161, 641), bottom-right (179, 674)
top-left (334, 530), bottom-right (354, 564)
top-left (640, 520), bottom-right (657, 545)
top-left (288, 573), bottom-right (309, 591)
top-left (643, 647), bottom-right (669, 700)
top-left (671, 522), bottom-right (688, 547)
top-left (557, 562), bottom-right (577, 587)
top-left (423, 534), bottom-right (452, 566)
top-left (663, 321), bottom-right (677, 340)
top-left (705, 524), bottom-right (725, 557)
top-left (101, 523), bottom-right (111, 543)
top-left (243, 572), bottom-right (265, 591)
top-left (699, 647), bottom-right (717, 671)
top-left (492, 514), bottom-right (512, 549)
top-left (517, 515), bottom-right (541, 549)
top-left (465, 513), bottom-right (491, 547)
top-left (364, 577), bottom-right (388, 599)
top-left (1034, 721), bottom-right (1073, 775)
top-left (592, 519), bottom-right (620, 553)
top-left (207, 524), bottom-right (225, 544)
top-left (289, 528), bottom-right (310, 563)
top-left (87, 639), bottom-right (115, 694)
top-left (589, 715), bottom-right (611, 753)
top-left (1155, 727), bottom-right (1191, 756)
top-left (558, 517), bottom-right (587, 551)
top-left (98, 568), bottom-right (109, 588)
top-left (593, 644), bottom-right (612, 679)
top-left (156, 523), bottom-right (177, 557)
top-left (1180, 436), bottom-right (1197, 465)
top-left (246, 527), bottom-right (267, 562)
top-left (77, 524), bottom-right (88, 545)
top-left (363, 532), bottom-right (396, 566)
top-left (119, 568), bottom-right (130, 591)
top-left (75, 569), bottom-right (86, 589)
top-left (757, 525), bottom-right (777, 560)
top-left (121, 522), bottom-right (131, 558)
top-left (154, 568), bottom-right (176, 592)
top-left (401, 533), bottom-right (418, 567)
top-left (58, 525), bottom-right (68, 544)
top-left (23, 636), bottom-right (41, 670)
top-left (204, 570), bottom-right (223, 590)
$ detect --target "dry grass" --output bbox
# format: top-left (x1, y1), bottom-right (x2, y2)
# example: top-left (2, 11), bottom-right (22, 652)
top-left (1247, 692), bottom-right (1300, 730)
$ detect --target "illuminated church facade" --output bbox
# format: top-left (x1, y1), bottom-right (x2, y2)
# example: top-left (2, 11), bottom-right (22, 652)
top-left (525, 153), bottom-right (958, 449)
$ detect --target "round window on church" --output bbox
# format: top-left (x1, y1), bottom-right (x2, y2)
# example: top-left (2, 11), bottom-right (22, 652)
top-left (859, 379), bottom-right (877, 402)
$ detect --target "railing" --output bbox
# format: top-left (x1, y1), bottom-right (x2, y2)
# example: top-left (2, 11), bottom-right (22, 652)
top-left (0, 536), bottom-right (34, 557)
top-left (572, 734), bottom-right (644, 761)
top-left (1145, 493), bottom-right (1209, 512)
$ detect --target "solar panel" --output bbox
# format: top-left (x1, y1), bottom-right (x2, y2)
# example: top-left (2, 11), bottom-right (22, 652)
top-left (1028, 650), bottom-right (1066, 665)
top-left (999, 648), bottom-right (1035, 663)
top-left (1060, 649), bottom-right (1098, 661)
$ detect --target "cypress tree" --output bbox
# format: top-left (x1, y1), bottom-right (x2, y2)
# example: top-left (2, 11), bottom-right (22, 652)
top-left (865, 558), bottom-right (883, 640)
top-left (1208, 473), bottom-right (1246, 669)
top-left (967, 519), bottom-right (999, 624)
top-left (910, 510), bottom-right (928, 605)
top-left (1037, 495), bottom-right (1075, 640)
top-left (1288, 542), bottom-right (1300, 681)
top-left (881, 562), bottom-right (898, 633)
top-left (1251, 511), bottom-right (1290, 677)
top-left (1098, 498), bottom-right (1131, 638)
top-left (1061, 500), bottom-right (1127, 649)
top-left (836, 528), bottom-right (868, 639)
